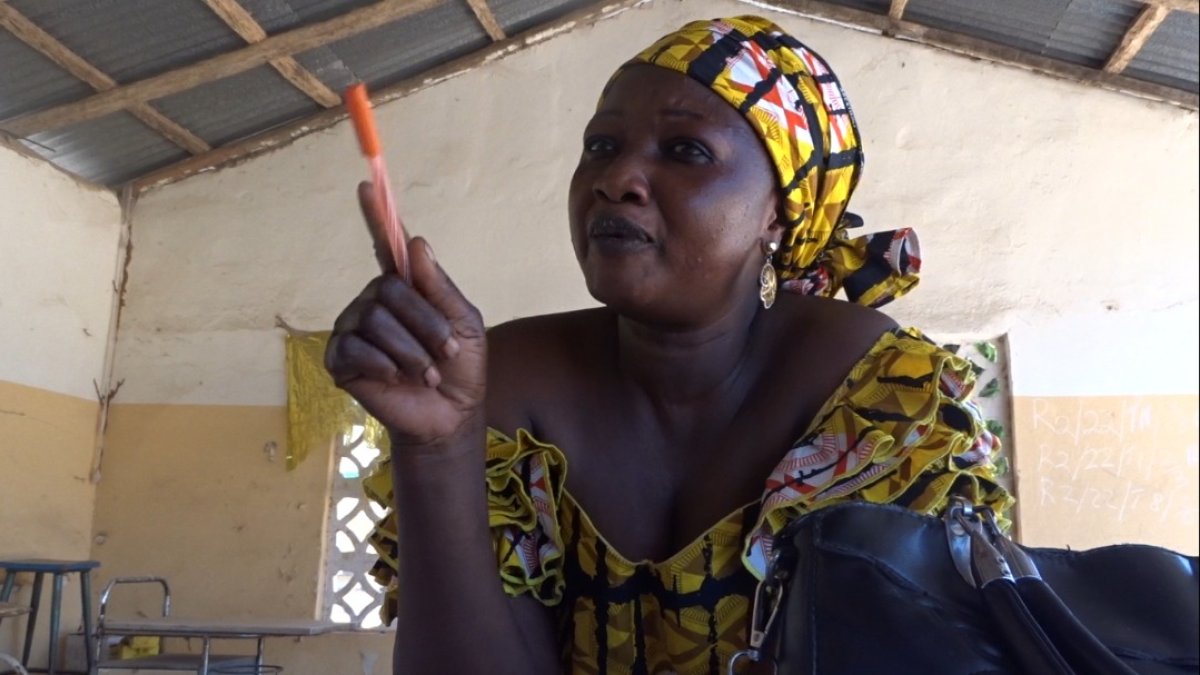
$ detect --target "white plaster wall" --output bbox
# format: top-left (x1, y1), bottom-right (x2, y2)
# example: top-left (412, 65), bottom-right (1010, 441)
top-left (91, 2), bottom-right (1199, 669)
top-left (0, 142), bottom-right (121, 396)
top-left (1010, 308), bottom-right (1200, 397)
top-left (0, 141), bottom-right (121, 666)
top-left (118, 0), bottom-right (1199, 406)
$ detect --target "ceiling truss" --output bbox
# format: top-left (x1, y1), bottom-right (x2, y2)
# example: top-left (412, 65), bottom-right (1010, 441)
top-left (0, 0), bottom-right (1195, 193)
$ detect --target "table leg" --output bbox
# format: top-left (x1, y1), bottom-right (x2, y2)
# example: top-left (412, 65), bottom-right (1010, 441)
top-left (0, 569), bottom-right (14, 635)
top-left (79, 571), bottom-right (95, 675)
top-left (0, 570), bottom-right (14, 602)
top-left (200, 637), bottom-right (211, 675)
top-left (255, 637), bottom-right (264, 671)
top-left (21, 573), bottom-right (44, 667)
top-left (48, 573), bottom-right (64, 674)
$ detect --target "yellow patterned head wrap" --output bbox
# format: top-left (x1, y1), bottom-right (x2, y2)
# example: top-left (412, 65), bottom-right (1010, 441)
top-left (616, 16), bottom-right (921, 308)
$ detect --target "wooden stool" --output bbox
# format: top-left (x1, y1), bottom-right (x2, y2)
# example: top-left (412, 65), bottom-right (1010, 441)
top-left (0, 560), bottom-right (99, 675)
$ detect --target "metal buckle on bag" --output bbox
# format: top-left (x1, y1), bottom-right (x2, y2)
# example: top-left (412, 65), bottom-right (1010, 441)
top-left (945, 497), bottom-right (1040, 588)
top-left (727, 548), bottom-right (787, 674)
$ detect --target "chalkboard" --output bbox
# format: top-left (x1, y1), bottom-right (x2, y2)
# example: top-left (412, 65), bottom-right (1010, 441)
top-left (1014, 395), bottom-right (1199, 555)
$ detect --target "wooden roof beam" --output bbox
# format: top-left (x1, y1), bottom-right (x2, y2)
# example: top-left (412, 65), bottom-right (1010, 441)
top-left (202, 0), bottom-right (341, 107)
top-left (465, 0), bottom-right (506, 41)
top-left (1105, 3), bottom-right (1170, 74)
top-left (0, 0), bottom-right (442, 138)
top-left (1144, 0), bottom-right (1198, 12)
top-left (132, 0), bottom-right (646, 193)
top-left (0, 1), bottom-right (209, 154)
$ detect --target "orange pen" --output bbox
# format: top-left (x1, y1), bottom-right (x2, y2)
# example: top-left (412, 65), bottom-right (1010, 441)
top-left (345, 83), bottom-right (410, 282)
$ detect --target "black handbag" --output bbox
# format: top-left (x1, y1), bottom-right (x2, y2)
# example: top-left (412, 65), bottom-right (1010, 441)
top-left (729, 499), bottom-right (1199, 675)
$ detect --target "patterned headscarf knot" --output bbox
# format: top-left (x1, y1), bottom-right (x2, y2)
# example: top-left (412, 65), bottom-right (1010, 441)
top-left (615, 15), bottom-right (921, 308)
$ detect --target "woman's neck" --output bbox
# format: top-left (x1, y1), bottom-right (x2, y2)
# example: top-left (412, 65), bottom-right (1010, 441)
top-left (615, 300), bottom-right (763, 406)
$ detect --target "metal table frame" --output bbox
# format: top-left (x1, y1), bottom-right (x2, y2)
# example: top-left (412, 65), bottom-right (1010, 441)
top-left (94, 577), bottom-right (337, 675)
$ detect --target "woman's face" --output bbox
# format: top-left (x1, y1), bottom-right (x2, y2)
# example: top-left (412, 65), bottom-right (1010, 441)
top-left (568, 64), bottom-right (781, 326)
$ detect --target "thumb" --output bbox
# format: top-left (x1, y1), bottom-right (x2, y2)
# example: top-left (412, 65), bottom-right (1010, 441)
top-left (357, 181), bottom-right (397, 274)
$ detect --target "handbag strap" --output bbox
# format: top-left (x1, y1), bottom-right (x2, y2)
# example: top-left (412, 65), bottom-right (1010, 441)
top-left (948, 499), bottom-right (1137, 675)
top-left (980, 576), bottom-right (1076, 674)
top-left (1015, 577), bottom-right (1138, 675)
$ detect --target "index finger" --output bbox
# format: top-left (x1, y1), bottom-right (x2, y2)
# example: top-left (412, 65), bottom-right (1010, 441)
top-left (358, 181), bottom-right (397, 274)
top-left (408, 236), bottom-right (484, 335)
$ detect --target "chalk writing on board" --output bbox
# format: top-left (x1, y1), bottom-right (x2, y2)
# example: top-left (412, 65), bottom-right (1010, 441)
top-left (1030, 397), bottom-right (1199, 528)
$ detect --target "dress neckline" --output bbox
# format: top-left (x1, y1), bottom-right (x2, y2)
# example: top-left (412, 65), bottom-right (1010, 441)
top-left (561, 490), bottom-right (758, 568)
top-left (556, 328), bottom-right (903, 567)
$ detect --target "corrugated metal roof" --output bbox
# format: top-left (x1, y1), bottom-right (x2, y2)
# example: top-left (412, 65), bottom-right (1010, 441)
top-left (813, 0), bottom-right (890, 15)
top-left (784, 0), bottom-right (1198, 95)
top-left (151, 66), bottom-right (321, 148)
top-left (314, 1), bottom-right (490, 91)
top-left (241, 0), bottom-right (375, 92)
top-left (241, 0), bottom-right (494, 90)
top-left (490, 0), bottom-right (597, 36)
top-left (6, 0), bottom-right (246, 83)
top-left (905, 0), bottom-right (1142, 69)
top-left (0, 29), bottom-right (92, 120)
top-left (241, 0), bottom-right (379, 31)
top-left (0, 0), bottom-right (1195, 190)
top-left (24, 111), bottom-right (189, 186)
top-left (1126, 10), bottom-right (1200, 92)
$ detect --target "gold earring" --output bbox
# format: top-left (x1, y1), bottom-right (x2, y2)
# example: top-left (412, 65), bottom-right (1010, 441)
top-left (759, 241), bottom-right (779, 309)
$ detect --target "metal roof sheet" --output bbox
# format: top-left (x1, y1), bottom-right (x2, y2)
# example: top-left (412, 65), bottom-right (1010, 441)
top-left (23, 111), bottom-right (189, 186)
top-left (0, 29), bottom-right (93, 120)
top-left (311, 1), bottom-right (490, 91)
top-left (6, 0), bottom-right (246, 83)
top-left (241, 0), bottom-right (495, 89)
top-left (490, 0), bottom-right (596, 36)
top-left (813, 0), bottom-right (890, 15)
top-left (1125, 10), bottom-right (1200, 92)
top-left (150, 65), bottom-right (322, 148)
top-left (905, 0), bottom-right (1142, 69)
top-left (240, 0), bottom-right (379, 32)
top-left (0, 0), bottom-right (1195, 189)
top-left (240, 0), bottom-right (374, 92)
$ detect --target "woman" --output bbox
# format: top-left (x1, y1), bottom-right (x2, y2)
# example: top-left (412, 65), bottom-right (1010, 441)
top-left (325, 15), bottom-right (1010, 675)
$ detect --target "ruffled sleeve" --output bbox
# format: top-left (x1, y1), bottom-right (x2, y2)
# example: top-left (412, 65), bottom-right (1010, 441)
top-left (362, 428), bottom-right (568, 625)
top-left (486, 429), bottom-right (568, 605)
top-left (742, 328), bottom-right (1014, 578)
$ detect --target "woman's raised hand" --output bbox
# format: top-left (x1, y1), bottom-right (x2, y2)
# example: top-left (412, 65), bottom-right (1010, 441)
top-left (324, 182), bottom-right (487, 448)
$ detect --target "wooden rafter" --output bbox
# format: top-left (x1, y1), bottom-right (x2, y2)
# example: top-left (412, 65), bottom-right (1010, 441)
top-left (1105, 3), bottom-right (1170, 73)
top-left (0, 0), bottom-right (442, 138)
top-left (1144, 0), bottom-right (1197, 12)
top-left (5, 0), bottom-right (1180, 191)
top-left (130, 0), bottom-right (1198, 194)
top-left (465, 0), bottom-right (506, 41)
top-left (202, 0), bottom-right (341, 107)
top-left (772, 0), bottom-right (1197, 109)
top-left (133, 0), bottom-right (647, 193)
top-left (0, 1), bottom-right (209, 154)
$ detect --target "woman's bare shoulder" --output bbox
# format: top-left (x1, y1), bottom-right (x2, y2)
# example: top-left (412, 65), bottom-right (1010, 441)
top-left (812, 295), bottom-right (898, 339)
top-left (485, 308), bottom-right (612, 434)
top-left (766, 294), bottom-right (900, 372)
top-left (487, 307), bottom-right (611, 364)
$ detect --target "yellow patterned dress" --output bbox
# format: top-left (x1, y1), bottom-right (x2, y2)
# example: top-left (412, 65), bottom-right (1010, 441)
top-left (363, 328), bottom-right (1013, 674)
